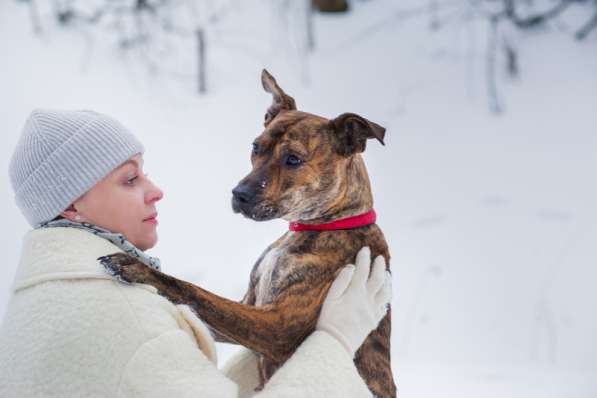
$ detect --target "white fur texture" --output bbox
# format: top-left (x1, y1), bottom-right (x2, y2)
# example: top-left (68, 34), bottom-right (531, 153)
top-left (0, 227), bottom-right (372, 397)
top-left (254, 247), bottom-right (282, 306)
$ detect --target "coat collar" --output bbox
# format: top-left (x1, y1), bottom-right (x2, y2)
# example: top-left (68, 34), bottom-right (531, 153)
top-left (12, 227), bottom-right (219, 364)
top-left (13, 227), bottom-right (124, 292)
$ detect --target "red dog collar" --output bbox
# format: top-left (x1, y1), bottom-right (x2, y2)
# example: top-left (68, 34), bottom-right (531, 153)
top-left (289, 209), bottom-right (377, 231)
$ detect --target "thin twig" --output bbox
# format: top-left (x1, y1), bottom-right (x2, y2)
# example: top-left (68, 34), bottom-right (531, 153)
top-left (196, 28), bottom-right (207, 94)
top-left (334, 0), bottom-right (464, 50)
top-left (486, 15), bottom-right (502, 114)
top-left (576, 10), bottom-right (597, 40)
top-left (306, 0), bottom-right (315, 51)
top-left (429, 0), bottom-right (440, 30)
top-left (26, 0), bottom-right (42, 35)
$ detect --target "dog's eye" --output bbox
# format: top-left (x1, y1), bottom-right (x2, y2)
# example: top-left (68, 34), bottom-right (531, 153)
top-left (252, 143), bottom-right (259, 155)
top-left (284, 154), bottom-right (303, 167)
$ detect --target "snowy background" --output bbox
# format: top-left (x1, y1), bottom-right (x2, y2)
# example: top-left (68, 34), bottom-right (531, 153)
top-left (1, 0), bottom-right (596, 396)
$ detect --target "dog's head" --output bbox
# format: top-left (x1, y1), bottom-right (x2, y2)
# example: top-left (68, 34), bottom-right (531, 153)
top-left (231, 69), bottom-right (385, 222)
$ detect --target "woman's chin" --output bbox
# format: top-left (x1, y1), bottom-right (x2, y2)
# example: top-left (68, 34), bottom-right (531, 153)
top-left (134, 231), bottom-right (158, 251)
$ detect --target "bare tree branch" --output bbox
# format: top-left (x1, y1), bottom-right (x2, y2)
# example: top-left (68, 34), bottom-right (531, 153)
top-left (504, 0), bottom-right (572, 29)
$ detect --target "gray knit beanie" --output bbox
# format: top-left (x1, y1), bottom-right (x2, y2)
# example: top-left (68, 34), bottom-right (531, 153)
top-left (9, 109), bottom-right (145, 227)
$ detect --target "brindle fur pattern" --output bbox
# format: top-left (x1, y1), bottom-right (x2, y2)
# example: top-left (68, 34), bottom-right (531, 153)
top-left (100, 69), bottom-right (396, 397)
top-left (235, 111), bottom-right (375, 223)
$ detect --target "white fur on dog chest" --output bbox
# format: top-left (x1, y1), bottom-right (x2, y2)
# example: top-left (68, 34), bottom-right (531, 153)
top-left (254, 248), bottom-right (282, 306)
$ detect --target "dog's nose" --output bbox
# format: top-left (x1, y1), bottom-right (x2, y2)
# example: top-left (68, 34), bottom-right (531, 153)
top-left (232, 184), bottom-right (256, 204)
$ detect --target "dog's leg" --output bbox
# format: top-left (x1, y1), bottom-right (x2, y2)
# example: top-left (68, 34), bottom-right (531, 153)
top-left (355, 313), bottom-right (396, 398)
top-left (208, 327), bottom-right (237, 343)
top-left (255, 356), bottom-right (267, 392)
top-left (100, 253), bottom-right (326, 363)
top-left (209, 288), bottom-right (257, 344)
top-left (254, 355), bottom-right (282, 392)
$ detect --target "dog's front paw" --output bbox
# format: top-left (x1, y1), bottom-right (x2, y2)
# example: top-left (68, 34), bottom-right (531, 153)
top-left (99, 253), bottom-right (145, 285)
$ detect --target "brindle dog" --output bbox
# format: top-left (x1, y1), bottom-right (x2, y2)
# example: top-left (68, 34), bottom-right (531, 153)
top-left (100, 70), bottom-right (396, 398)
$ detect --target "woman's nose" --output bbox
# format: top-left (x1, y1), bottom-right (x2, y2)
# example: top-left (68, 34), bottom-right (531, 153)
top-left (146, 182), bottom-right (164, 204)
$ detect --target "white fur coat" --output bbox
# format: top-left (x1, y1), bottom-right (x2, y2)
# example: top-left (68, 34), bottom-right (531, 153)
top-left (0, 227), bottom-right (371, 397)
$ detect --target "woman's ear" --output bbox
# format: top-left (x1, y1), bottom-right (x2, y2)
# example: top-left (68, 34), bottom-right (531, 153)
top-left (60, 204), bottom-right (81, 222)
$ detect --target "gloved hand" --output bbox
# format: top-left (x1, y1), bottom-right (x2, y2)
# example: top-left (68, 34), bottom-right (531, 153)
top-left (316, 246), bottom-right (392, 357)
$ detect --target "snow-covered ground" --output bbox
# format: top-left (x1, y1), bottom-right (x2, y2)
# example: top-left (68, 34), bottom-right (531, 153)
top-left (1, 0), bottom-right (596, 396)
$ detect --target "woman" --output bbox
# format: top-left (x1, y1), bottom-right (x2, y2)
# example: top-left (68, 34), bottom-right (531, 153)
top-left (0, 109), bottom-right (391, 397)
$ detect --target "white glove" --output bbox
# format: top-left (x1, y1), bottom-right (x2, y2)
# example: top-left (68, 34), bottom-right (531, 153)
top-left (316, 246), bottom-right (392, 357)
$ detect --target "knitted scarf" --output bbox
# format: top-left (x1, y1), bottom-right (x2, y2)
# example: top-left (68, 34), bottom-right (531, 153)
top-left (38, 219), bottom-right (161, 271)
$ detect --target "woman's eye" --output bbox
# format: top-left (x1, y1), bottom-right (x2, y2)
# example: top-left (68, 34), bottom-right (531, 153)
top-left (126, 176), bottom-right (138, 185)
top-left (284, 154), bottom-right (303, 167)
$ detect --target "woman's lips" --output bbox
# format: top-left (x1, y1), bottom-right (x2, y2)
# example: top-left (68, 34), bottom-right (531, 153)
top-left (143, 213), bottom-right (158, 225)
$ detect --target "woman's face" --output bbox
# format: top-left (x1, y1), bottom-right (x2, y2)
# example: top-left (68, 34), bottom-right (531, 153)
top-left (61, 154), bottom-right (163, 250)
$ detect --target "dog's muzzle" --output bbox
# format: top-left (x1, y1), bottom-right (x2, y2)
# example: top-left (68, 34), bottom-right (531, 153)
top-left (231, 183), bottom-right (277, 221)
top-left (232, 184), bottom-right (257, 206)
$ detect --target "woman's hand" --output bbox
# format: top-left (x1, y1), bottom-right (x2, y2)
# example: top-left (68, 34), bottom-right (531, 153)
top-left (315, 246), bottom-right (392, 357)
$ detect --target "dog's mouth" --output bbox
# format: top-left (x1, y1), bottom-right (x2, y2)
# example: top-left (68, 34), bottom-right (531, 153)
top-left (231, 196), bottom-right (279, 221)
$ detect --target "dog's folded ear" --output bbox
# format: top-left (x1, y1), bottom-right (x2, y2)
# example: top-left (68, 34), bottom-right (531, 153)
top-left (330, 113), bottom-right (386, 156)
top-left (261, 69), bottom-right (297, 126)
